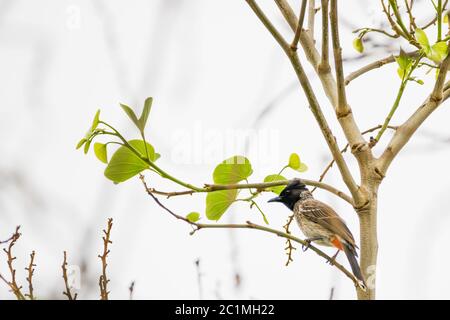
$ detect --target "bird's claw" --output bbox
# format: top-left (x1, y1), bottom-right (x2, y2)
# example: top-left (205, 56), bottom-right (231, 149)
top-left (302, 240), bottom-right (312, 252)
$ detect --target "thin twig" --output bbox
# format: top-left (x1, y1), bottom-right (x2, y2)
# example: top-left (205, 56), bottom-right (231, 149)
top-left (319, 0), bottom-right (330, 71)
top-left (330, 0), bottom-right (348, 116)
top-left (283, 214), bottom-right (297, 266)
top-left (308, 0), bottom-right (316, 37)
top-left (0, 226), bottom-right (25, 300)
top-left (62, 251), bottom-right (78, 300)
top-left (98, 218), bottom-right (113, 300)
top-left (25, 251), bottom-right (36, 300)
top-left (345, 50), bottom-right (420, 85)
top-left (291, 0), bottom-right (308, 50)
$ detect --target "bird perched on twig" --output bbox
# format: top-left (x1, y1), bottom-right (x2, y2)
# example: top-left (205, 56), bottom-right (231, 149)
top-left (268, 179), bottom-right (366, 287)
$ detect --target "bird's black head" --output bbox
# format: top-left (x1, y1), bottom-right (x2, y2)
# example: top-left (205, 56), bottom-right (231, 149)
top-left (268, 179), bottom-right (308, 211)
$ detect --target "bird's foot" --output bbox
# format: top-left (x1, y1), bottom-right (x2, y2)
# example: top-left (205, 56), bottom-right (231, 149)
top-left (302, 240), bottom-right (312, 252)
top-left (326, 250), bottom-right (340, 266)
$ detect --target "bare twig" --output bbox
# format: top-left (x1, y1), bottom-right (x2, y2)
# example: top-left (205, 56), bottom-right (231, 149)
top-left (99, 218), bottom-right (113, 300)
top-left (283, 214), bottom-right (297, 266)
top-left (0, 226), bottom-right (25, 300)
top-left (25, 251), bottom-right (36, 300)
top-left (291, 0), bottom-right (308, 50)
top-left (308, 0), bottom-right (316, 37)
top-left (62, 251), bottom-right (78, 300)
top-left (330, 0), bottom-right (348, 116)
top-left (319, 0), bottom-right (330, 71)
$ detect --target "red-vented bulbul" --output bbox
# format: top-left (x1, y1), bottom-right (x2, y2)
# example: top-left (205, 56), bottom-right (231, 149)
top-left (268, 179), bottom-right (366, 286)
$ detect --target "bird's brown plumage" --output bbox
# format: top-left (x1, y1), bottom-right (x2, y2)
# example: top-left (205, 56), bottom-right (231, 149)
top-left (296, 198), bottom-right (357, 250)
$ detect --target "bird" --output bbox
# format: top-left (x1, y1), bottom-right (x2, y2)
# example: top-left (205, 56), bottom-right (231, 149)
top-left (268, 178), bottom-right (366, 287)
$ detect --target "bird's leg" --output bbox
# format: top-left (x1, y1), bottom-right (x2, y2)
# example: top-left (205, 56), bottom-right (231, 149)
top-left (326, 250), bottom-right (340, 265)
top-left (302, 237), bottom-right (325, 252)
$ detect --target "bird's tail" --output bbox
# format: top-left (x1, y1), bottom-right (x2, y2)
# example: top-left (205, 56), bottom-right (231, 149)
top-left (343, 243), bottom-right (366, 289)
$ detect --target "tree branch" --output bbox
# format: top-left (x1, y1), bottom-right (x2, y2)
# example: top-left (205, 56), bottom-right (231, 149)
top-left (143, 187), bottom-right (365, 291)
top-left (319, 0), bottom-right (330, 72)
top-left (247, 0), bottom-right (362, 204)
top-left (312, 125), bottom-right (398, 192)
top-left (308, 0), bottom-right (316, 38)
top-left (291, 0), bottom-right (308, 51)
top-left (204, 179), bottom-right (353, 205)
top-left (345, 50), bottom-right (420, 85)
top-left (378, 76), bottom-right (450, 175)
top-left (330, 0), bottom-right (348, 116)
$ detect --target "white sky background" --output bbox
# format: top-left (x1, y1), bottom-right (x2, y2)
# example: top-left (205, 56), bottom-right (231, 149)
top-left (0, 0), bottom-right (450, 299)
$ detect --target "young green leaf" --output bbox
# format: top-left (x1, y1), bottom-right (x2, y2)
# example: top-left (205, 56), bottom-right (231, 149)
top-left (76, 138), bottom-right (87, 150)
top-left (212, 156), bottom-right (253, 184)
top-left (83, 139), bottom-right (92, 154)
top-left (288, 153), bottom-right (301, 169)
top-left (288, 153), bottom-right (308, 172)
top-left (186, 212), bottom-right (200, 223)
top-left (352, 38), bottom-right (364, 53)
top-left (264, 174), bottom-right (287, 195)
top-left (205, 189), bottom-right (238, 221)
top-left (429, 41), bottom-right (448, 63)
top-left (415, 28), bottom-right (430, 48)
top-left (104, 140), bottom-right (157, 183)
top-left (395, 49), bottom-right (411, 71)
top-left (139, 97), bottom-right (153, 131)
top-left (90, 109), bottom-right (100, 132)
top-left (120, 103), bottom-right (140, 129)
top-left (94, 142), bottom-right (108, 164)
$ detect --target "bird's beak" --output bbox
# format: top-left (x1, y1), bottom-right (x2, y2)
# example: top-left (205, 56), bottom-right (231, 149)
top-left (268, 196), bottom-right (282, 203)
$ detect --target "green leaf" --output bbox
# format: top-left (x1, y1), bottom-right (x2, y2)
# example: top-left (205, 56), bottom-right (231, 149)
top-left (104, 139), bottom-right (157, 183)
top-left (264, 174), bottom-right (287, 195)
top-left (84, 140), bottom-right (91, 154)
top-left (120, 103), bottom-right (140, 129)
top-left (90, 109), bottom-right (100, 132)
top-left (444, 13), bottom-right (449, 24)
top-left (397, 67), bottom-right (405, 79)
top-left (288, 153), bottom-right (301, 169)
top-left (212, 156), bottom-right (253, 184)
top-left (395, 49), bottom-right (411, 70)
top-left (205, 189), bottom-right (238, 221)
top-left (76, 138), bottom-right (87, 150)
top-left (415, 28), bottom-right (429, 48)
top-left (288, 153), bottom-right (308, 172)
top-left (352, 38), bottom-right (364, 53)
top-left (429, 41), bottom-right (448, 63)
top-left (186, 212), bottom-right (200, 223)
top-left (94, 142), bottom-right (108, 164)
top-left (297, 162), bottom-right (308, 172)
top-left (139, 97), bottom-right (153, 131)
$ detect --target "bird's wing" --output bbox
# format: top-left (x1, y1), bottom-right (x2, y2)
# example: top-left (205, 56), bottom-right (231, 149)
top-left (299, 198), bottom-right (356, 247)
